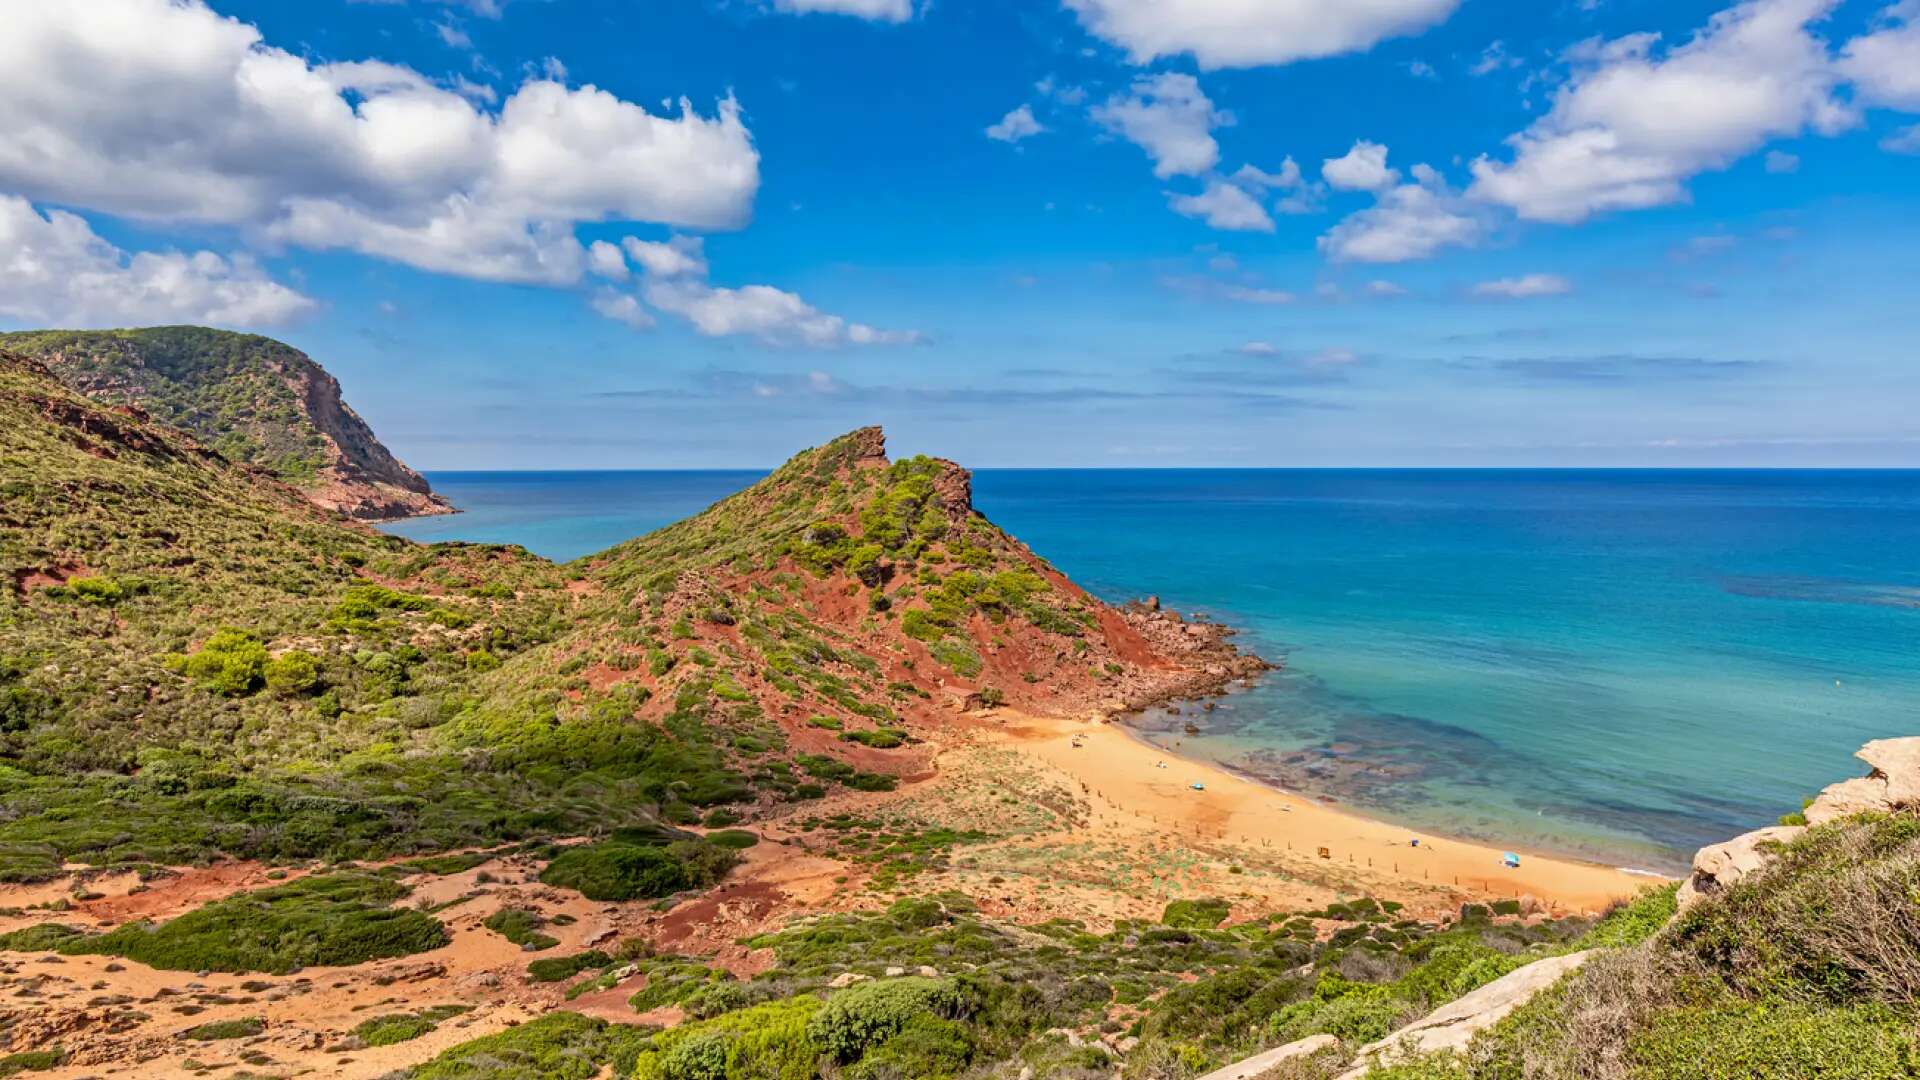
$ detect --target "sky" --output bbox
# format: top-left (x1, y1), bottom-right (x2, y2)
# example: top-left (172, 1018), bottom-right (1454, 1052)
top-left (2, 0), bottom-right (1918, 468)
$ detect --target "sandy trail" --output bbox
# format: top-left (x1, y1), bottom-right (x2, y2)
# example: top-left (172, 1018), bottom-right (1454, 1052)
top-left (990, 709), bottom-right (1663, 916)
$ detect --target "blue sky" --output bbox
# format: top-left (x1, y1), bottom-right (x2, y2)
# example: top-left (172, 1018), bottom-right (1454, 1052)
top-left (3, 0), bottom-right (1918, 467)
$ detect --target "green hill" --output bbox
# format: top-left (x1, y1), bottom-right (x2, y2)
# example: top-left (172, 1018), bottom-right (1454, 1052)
top-left (0, 346), bottom-right (1252, 883)
top-left (0, 326), bottom-right (451, 520)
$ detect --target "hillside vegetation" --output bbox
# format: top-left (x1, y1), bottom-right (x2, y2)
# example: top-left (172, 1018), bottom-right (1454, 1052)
top-left (0, 347), bottom-right (1247, 885)
top-left (0, 326), bottom-right (450, 519)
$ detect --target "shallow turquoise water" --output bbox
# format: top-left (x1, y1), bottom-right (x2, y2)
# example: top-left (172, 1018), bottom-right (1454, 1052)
top-left (387, 468), bottom-right (1920, 872)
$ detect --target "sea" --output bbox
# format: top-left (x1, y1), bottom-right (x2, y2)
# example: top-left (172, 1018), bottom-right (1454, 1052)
top-left (385, 468), bottom-right (1920, 874)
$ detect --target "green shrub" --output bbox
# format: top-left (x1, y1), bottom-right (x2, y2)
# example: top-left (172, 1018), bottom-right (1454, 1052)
top-left (1631, 1001), bottom-right (1920, 1079)
top-left (1161, 898), bottom-right (1231, 929)
top-left (354, 1013), bottom-right (435, 1046)
top-left (851, 1014), bottom-right (974, 1079)
top-left (628, 997), bottom-right (822, 1080)
top-left (0, 923), bottom-right (85, 952)
top-left (540, 839), bottom-right (738, 902)
top-left (182, 1017), bottom-right (264, 1041)
top-left (0, 1049), bottom-right (65, 1076)
top-left (66, 576), bottom-right (126, 605)
top-left (707, 830), bottom-right (759, 850)
top-left (263, 650), bottom-right (321, 696)
top-left (485, 907), bottom-right (558, 951)
top-left (62, 872), bottom-right (445, 974)
top-left (528, 950), bottom-right (612, 983)
top-left (809, 977), bottom-right (965, 1062)
top-left (410, 1011), bottom-right (651, 1080)
top-left (177, 628), bottom-right (269, 696)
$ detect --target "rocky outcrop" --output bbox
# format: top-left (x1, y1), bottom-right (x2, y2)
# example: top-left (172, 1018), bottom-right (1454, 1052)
top-left (0, 326), bottom-right (452, 521)
top-left (1677, 736), bottom-right (1920, 908)
top-left (1197, 1034), bottom-right (1339, 1080)
top-left (1338, 951), bottom-right (1594, 1077)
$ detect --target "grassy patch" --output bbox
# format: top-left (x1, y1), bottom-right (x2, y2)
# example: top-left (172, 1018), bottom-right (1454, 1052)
top-left (61, 872), bottom-right (446, 974)
top-left (540, 838), bottom-right (738, 902)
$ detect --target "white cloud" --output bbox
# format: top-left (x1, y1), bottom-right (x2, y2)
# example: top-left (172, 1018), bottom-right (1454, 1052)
top-left (773, 0), bottom-right (914, 20)
top-left (1366, 279), bottom-right (1410, 297)
top-left (1061, 0), bottom-right (1461, 69)
top-left (1883, 123), bottom-right (1920, 153)
top-left (1304, 346), bottom-right (1362, 366)
top-left (1318, 178), bottom-right (1485, 262)
top-left (1471, 273), bottom-right (1574, 298)
top-left (590, 288), bottom-right (655, 329)
top-left (1838, 1), bottom-right (1920, 110)
top-left (1168, 179), bottom-right (1275, 232)
top-left (622, 235), bottom-right (709, 279)
top-left (598, 234), bottom-right (919, 347)
top-left (643, 277), bottom-right (923, 347)
top-left (0, 196), bottom-right (314, 328)
top-left (587, 240), bottom-right (629, 280)
top-left (1219, 285), bottom-right (1299, 305)
top-left (0, 0), bottom-right (759, 286)
top-left (1764, 149), bottom-right (1801, 171)
top-left (1467, 0), bottom-right (1851, 224)
top-left (1237, 341), bottom-right (1281, 356)
top-left (1322, 140), bottom-right (1401, 192)
top-left (1091, 73), bottom-right (1230, 178)
top-left (986, 104), bottom-right (1046, 143)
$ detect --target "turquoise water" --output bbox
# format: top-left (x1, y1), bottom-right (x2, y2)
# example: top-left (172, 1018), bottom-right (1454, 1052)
top-left (387, 469), bottom-right (1920, 872)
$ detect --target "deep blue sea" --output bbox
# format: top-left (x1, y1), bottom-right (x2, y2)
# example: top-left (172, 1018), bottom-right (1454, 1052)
top-left (386, 469), bottom-right (1920, 872)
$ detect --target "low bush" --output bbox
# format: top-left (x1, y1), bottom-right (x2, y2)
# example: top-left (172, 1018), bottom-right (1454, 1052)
top-left (62, 872), bottom-right (446, 974)
top-left (181, 1017), bottom-right (264, 1041)
top-left (484, 907), bottom-right (558, 951)
top-left (539, 838), bottom-right (738, 902)
top-left (528, 950), bottom-right (612, 983)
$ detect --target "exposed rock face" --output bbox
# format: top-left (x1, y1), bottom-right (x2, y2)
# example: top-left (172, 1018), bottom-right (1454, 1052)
top-left (0, 326), bottom-right (451, 522)
top-left (1677, 736), bottom-right (1920, 908)
top-left (1339, 951), bottom-right (1594, 1077)
top-left (1675, 825), bottom-right (1805, 909)
top-left (1197, 1033), bottom-right (1339, 1080)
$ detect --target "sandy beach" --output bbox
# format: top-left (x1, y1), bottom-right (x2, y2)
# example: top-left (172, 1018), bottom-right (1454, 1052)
top-left (988, 708), bottom-right (1664, 916)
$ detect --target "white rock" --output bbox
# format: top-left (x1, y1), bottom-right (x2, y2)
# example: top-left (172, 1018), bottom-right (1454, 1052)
top-left (1676, 825), bottom-right (1805, 909)
top-left (1339, 952), bottom-right (1592, 1077)
top-left (828, 972), bottom-right (871, 988)
top-left (1195, 1034), bottom-right (1338, 1080)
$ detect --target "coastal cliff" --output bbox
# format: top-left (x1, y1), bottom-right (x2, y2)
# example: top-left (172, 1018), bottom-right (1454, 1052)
top-left (3, 342), bottom-right (1911, 1079)
top-left (0, 325), bottom-right (451, 521)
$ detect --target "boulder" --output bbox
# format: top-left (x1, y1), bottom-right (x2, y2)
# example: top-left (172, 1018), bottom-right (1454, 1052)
top-left (1803, 737), bottom-right (1920, 826)
top-left (1197, 1034), bottom-right (1339, 1080)
top-left (1676, 825), bottom-right (1804, 909)
top-left (1338, 951), bottom-right (1592, 1077)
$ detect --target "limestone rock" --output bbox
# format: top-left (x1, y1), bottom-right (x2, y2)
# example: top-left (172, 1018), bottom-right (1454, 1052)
top-left (1804, 777), bottom-right (1888, 826)
top-left (1676, 825), bottom-right (1803, 909)
top-left (828, 972), bottom-right (871, 988)
top-left (1196, 1034), bottom-right (1339, 1080)
top-left (1339, 951), bottom-right (1592, 1077)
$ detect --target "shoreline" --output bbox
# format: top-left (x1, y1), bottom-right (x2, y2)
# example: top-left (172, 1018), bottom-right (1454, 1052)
top-left (1120, 712), bottom-right (1689, 879)
top-left (986, 707), bottom-right (1667, 916)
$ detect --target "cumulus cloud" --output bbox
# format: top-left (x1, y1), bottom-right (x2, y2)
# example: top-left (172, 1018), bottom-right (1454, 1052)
top-left (1318, 175), bottom-right (1485, 262)
top-left (622, 235), bottom-right (710, 279)
top-left (590, 288), bottom-right (655, 330)
top-left (643, 278), bottom-right (924, 347)
top-left (0, 0), bottom-right (759, 286)
top-left (1322, 140), bottom-right (1401, 192)
top-left (0, 196), bottom-right (314, 328)
top-left (986, 104), bottom-right (1046, 143)
top-left (587, 240), bottom-right (630, 280)
top-left (773, 0), bottom-right (914, 20)
top-left (1092, 73), bottom-right (1230, 178)
top-left (1168, 178), bottom-right (1276, 232)
top-left (1061, 0), bottom-right (1461, 69)
top-left (591, 235), bottom-right (920, 347)
top-left (1467, 0), bottom-right (1851, 224)
top-left (1838, 0), bottom-right (1920, 110)
top-left (1471, 273), bottom-right (1574, 298)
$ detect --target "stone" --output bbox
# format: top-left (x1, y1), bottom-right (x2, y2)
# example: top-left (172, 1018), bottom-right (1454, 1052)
top-left (883, 966), bottom-right (905, 977)
top-left (1677, 825), bottom-right (1804, 909)
top-left (1860, 737), bottom-right (1920, 806)
top-left (1339, 951), bottom-right (1593, 1077)
top-left (1196, 1034), bottom-right (1339, 1080)
top-left (828, 972), bottom-right (871, 988)
top-left (1804, 777), bottom-right (1889, 826)
top-left (916, 965), bottom-right (939, 978)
